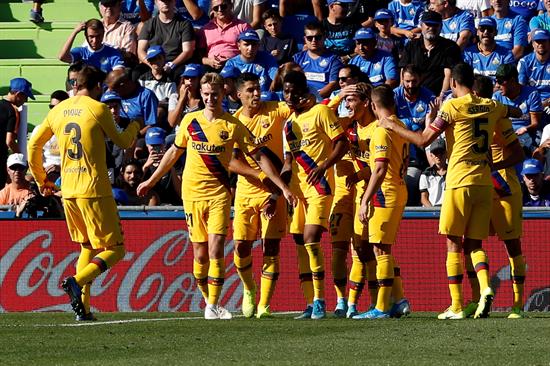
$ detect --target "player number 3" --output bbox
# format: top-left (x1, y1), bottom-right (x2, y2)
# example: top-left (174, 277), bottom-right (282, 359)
top-left (64, 122), bottom-right (83, 160)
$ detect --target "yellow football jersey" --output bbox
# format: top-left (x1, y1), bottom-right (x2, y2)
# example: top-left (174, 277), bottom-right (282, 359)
top-left (175, 110), bottom-right (255, 201)
top-left (431, 93), bottom-right (508, 189)
top-left (352, 120), bottom-right (376, 195)
top-left (491, 117), bottom-right (521, 196)
top-left (27, 95), bottom-right (139, 198)
top-left (233, 101), bottom-right (291, 197)
top-left (284, 104), bottom-right (345, 198)
top-left (369, 116), bottom-right (409, 207)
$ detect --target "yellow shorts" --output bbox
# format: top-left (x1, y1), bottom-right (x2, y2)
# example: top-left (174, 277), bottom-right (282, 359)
top-left (329, 191), bottom-right (355, 243)
top-left (368, 206), bottom-right (405, 245)
top-left (63, 197), bottom-right (123, 249)
top-left (233, 194), bottom-right (287, 241)
top-left (491, 191), bottom-right (522, 241)
top-left (290, 194), bottom-right (333, 234)
top-left (184, 195), bottom-right (231, 243)
top-left (439, 186), bottom-right (492, 240)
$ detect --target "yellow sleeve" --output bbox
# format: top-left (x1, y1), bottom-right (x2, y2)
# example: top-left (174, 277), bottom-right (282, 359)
top-left (174, 117), bottom-right (188, 149)
top-left (96, 104), bottom-right (139, 148)
top-left (27, 119), bottom-right (54, 186)
top-left (318, 106), bottom-right (345, 141)
top-left (235, 122), bottom-right (255, 155)
top-left (326, 95), bottom-right (342, 109)
top-left (275, 102), bottom-right (292, 119)
top-left (372, 127), bottom-right (391, 162)
top-left (494, 117), bottom-right (517, 147)
top-left (431, 100), bottom-right (453, 131)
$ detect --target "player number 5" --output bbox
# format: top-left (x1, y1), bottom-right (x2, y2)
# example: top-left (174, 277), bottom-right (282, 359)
top-left (472, 118), bottom-right (489, 154)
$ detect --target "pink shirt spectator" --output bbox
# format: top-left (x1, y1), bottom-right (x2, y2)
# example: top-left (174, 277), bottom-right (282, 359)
top-left (104, 19), bottom-right (137, 55)
top-left (198, 18), bottom-right (252, 60)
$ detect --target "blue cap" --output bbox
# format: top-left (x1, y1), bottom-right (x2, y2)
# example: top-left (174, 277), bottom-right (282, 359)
top-left (478, 17), bottom-right (497, 29)
top-left (101, 90), bottom-right (122, 104)
top-left (532, 28), bottom-right (550, 41)
top-left (327, 0), bottom-right (355, 5)
top-left (145, 127), bottom-right (166, 146)
top-left (354, 27), bottom-right (376, 41)
top-left (521, 158), bottom-right (543, 175)
top-left (260, 91), bottom-right (280, 102)
top-left (374, 9), bottom-right (394, 21)
top-left (220, 66), bottom-right (241, 79)
top-left (112, 188), bottom-right (129, 205)
top-left (237, 30), bottom-right (260, 42)
top-left (181, 63), bottom-right (204, 78)
top-left (420, 10), bottom-right (442, 26)
top-left (10, 78), bottom-right (35, 100)
top-left (145, 45), bottom-right (165, 60)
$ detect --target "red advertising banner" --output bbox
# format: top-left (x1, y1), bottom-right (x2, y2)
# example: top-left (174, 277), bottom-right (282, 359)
top-left (1, 219), bottom-right (549, 313)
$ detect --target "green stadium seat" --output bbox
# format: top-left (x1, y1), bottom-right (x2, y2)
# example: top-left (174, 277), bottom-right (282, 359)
top-left (0, 1), bottom-right (99, 22)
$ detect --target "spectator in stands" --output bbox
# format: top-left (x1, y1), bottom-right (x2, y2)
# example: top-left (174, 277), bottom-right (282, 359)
top-left (530, 0), bottom-right (550, 31)
top-left (352, 0), bottom-right (393, 29)
top-left (521, 158), bottom-right (550, 206)
top-left (322, 0), bottom-right (360, 59)
top-left (399, 10), bottom-right (462, 97)
top-left (328, 64), bottom-right (364, 117)
top-left (510, 0), bottom-right (542, 19)
top-left (534, 119), bottom-right (550, 176)
top-left (491, 0), bottom-right (529, 61)
top-left (137, 0), bottom-right (196, 77)
top-left (0, 77), bottom-right (34, 188)
top-left (197, 0), bottom-right (252, 71)
top-left (349, 28), bottom-right (399, 88)
top-left (174, 0), bottom-right (210, 28)
top-left (494, 64), bottom-right (542, 154)
top-left (456, 0), bottom-right (492, 25)
top-left (388, 0), bottom-right (424, 39)
top-left (518, 28), bottom-right (550, 111)
top-left (429, 0), bottom-right (476, 50)
top-left (221, 30), bottom-right (278, 91)
top-left (168, 63), bottom-right (205, 131)
top-left (0, 154), bottom-right (34, 215)
top-left (280, 0), bottom-right (324, 20)
top-left (270, 61), bottom-right (323, 101)
top-left (99, 0), bottom-right (138, 56)
top-left (138, 46), bottom-right (178, 104)
top-left (58, 19), bottom-right (125, 74)
top-left (115, 159), bottom-right (160, 205)
top-left (106, 68), bottom-right (159, 132)
top-left (220, 66), bottom-right (242, 114)
top-left (463, 17), bottom-right (515, 81)
top-left (260, 9), bottom-right (298, 65)
top-left (121, 0), bottom-right (154, 26)
top-left (232, 0), bottom-right (269, 29)
top-left (419, 138), bottom-right (447, 207)
top-left (373, 9), bottom-right (403, 59)
top-left (293, 22), bottom-right (344, 98)
top-left (29, 0), bottom-right (44, 24)
top-left (66, 61), bottom-right (85, 97)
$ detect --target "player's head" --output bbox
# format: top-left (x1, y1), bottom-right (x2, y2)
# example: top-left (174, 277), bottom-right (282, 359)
top-left (106, 68), bottom-right (135, 98)
top-left (338, 64), bottom-right (363, 89)
top-left (262, 8), bottom-right (282, 37)
top-left (371, 84), bottom-right (396, 118)
top-left (76, 65), bottom-right (106, 100)
top-left (345, 82), bottom-right (373, 120)
top-left (304, 22), bottom-right (325, 53)
top-left (119, 159), bottom-right (144, 189)
top-left (237, 30), bottom-right (260, 61)
top-left (282, 70), bottom-right (309, 111)
top-left (477, 17), bottom-right (497, 45)
top-left (450, 63), bottom-right (475, 96)
top-left (472, 74), bottom-right (494, 98)
top-left (236, 72), bottom-right (261, 109)
top-left (495, 63), bottom-right (519, 96)
top-left (200, 72), bottom-right (225, 111)
top-left (49, 90), bottom-right (69, 109)
top-left (67, 61), bottom-right (85, 95)
top-left (401, 64), bottom-right (422, 97)
top-left (84, 19), bottom-right (105, 51)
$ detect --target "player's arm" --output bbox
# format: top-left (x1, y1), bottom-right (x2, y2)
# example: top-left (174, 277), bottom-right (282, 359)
top-left (58, 22), bottom-right (85, 63)
top-left (346, 165), bottom-right (371, 189)
top-left (378, 116), bottom-right (441, 148)
top-left (358, 159), bottom-right (388, 223)
top-left (307, 135), bottom-right (349, 185)
top-left (137, 144), bottom-right (185, 197)
top-left (229, 149), bottom-right (262, 180)
top-left (492, 117), bottom-right (525, 171)
top-left (280, 152), bottom-right (293, 185)
top-left (492, 139), bottom-right (524, 171)
top-left (99, 106), bottom-right (141, 148)
top-left (516, 112), bottom-right (541, 135)
top-left (253, 149), bottom-right (297, 206)
top-left (456, 30), bottom-right (472, 50)
top-left (27, 121), bottom-right (56, 195)
top-left (420, 191), bottom-right (433, 207)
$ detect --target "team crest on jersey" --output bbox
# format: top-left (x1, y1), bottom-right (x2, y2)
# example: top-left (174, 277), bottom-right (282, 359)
top-left (255, 64), bottom-right (263, 72)
top-left (505, 21), bottom-right (512, 29)
top-left (374, 62), bottom-right (382, 70)
top-left (415, 104), bottom-right (425, 113)
top-left (219, 130), bottom-right (229, 140)
top-left (319, 59), bottom-right (328, 67)
top-left (302, 123), bottom-right (310, 132)
top-left (261, 118), bottom-right (270, 129)
top-left (492, 58), bottom-right (501, 65)
top-left (100, 57), bottom-right (108, 65)
top-left (546, 65), bottom-right (550, 74)
top-left (409, 8), bottom-right (415, 15)
top-left (450, 22), bottom-right (457, 31)
top-left (519, 102), bottom-right (527, 111)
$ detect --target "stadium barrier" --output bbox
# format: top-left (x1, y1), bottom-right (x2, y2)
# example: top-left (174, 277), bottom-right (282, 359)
top-left (1, 207), bottom-right (549, 313)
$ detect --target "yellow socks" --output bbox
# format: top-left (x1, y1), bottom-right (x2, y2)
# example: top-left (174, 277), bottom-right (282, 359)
top-left (470, 249), bottom-right (490, 291)
top-left (464, 255), bottom-right (480, 302)
top-left (297, 244), bottom-right (314, 304)
top-left (509, 255), bottom-right (526, 309)
top-left (74, 244), bottom-right (125, 286)
top-left (348, 255), bottom-right (365, 305)
top-left (193, 260), bottom-right (209, 301)
top-left (76, 244), bottom-right (95, 313)
top-left (446, 252), bottom-right (464, 313)
top-left (234, 253), bottom-right (256, 291)
top-left (375, 254), bottom-right (394, 312)
top-left (332, 247), bottom-right (348, 300)
top-left (207, 257), bottom-right (225, 305)
top-left (259, 255), bottom-right (279, 307)
top-left (392, 259), bottom-right (404, 301)
top-left (305, 242), bottom-right (325, 300)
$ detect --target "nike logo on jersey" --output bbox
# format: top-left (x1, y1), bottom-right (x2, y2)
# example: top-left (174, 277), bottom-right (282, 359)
top-left (302, 61), bottom-right (310, 65)
top-left (191, 131), bottom-right (201, 136)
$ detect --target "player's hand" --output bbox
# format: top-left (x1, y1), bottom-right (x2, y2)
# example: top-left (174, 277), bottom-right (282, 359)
top-left (74, 21), bottom-right (86, 33)
top-left (516, 127), bottom-right (528, 136)
top-left (306, 162), bottom-right (327, 186)
top-left (338, 84), bottom-right (358, 99)
top-left (346, 173), bottom-right (359, 189)
top-left (137, 180), bottom-right (152, 197)
top-left (262, 197), bottom-right (277, 219)
top-left (378, 116), bottom-right (397, 130)
top-left (427, 98), bottom-right (442, 122)
top-left (282, 187), bottom-right (298, 207)
top-left (271, 49), bottom-right (279, 57)
top-left (358, 202), bottom-right (369, 224)
top-left (404, 30), bottom-right (415, 39)
top-left (39, 180), bottom-right (57, 197)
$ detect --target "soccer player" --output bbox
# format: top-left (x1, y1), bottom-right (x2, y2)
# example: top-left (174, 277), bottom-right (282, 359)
top-left (353, 85), bottom-right (410, 319)
top-left (378, 63), bottom-right (523, 319)
top-left (282, 70), bottom-right (349, 319)
top-left (469, 74), bottom-right (526, 319)
top-left (137, 72), bottom-right (296, 320)
top-left (228, 72), bottom-right (292, 318)
top-left (27, 65), bottom-right (141, 321)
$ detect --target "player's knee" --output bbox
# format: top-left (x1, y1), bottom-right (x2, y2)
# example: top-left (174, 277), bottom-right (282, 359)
top-left (262, 239), bottom-right (280, 256)
top-left (234, 240), bottom-right (252, 258)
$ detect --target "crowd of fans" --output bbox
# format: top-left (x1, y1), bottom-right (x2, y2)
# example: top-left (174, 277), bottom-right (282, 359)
top-left (4, 0), bottom-right (550, 215)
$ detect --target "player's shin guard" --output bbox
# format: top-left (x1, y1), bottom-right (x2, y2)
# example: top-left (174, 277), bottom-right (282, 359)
top-left (74, 244), bottom-right (125, 286)
top-left (332, 247), bottom-right (348, 300)
top-left (470, 249), bottom-right (490, 291)
top-left (234, 253), bottom-right (255, 291)
top-left (391, 259), bottom-right (404, 301)
top-left (305, 242), bottom-right (325, 300)
top-left (76, 244), bottom-right (95, 313)
top-left (465, 255), bottom-right (480, 302)
top-left (297, 244), bottom-right (314, 304)
top-left (207, 258), bottom-right (225, 305)
top-left (366, 260), bottom-right (378, 305)
top-left (446, 252), bottom-right (464, 312)
top-left (259, 255), bottom-right (279, 307)
top-left (375, 254), bottom-right (394, 312)
top-left (348, 255), bottom-right (365, 305)
top-left (193, 260), bottom-right (209, 301)
top-left (509, 255), bottom-right (526, 309)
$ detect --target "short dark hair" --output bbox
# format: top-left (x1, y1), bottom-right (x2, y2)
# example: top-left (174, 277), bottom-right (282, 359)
top-left (451, 63), bottom-right (475, 89)
top-left (355, 82), bottom-right (372, 101)
top-left (76, 65), bottom-right (106, 91)
top-left (401, 64), bottom-right (422, 77)
top-left (472, 75), bottom-right (494, 98)
top-left (85, 18), bottom-right (104, 34)
top-left (340, 64), bottom-right (364, 80)
top-left (236, 72), bottom-right (260, 90)
top-left (304, 21), bottom-right (324, 35)
top-left (262, 8), bottom-right (281, 22)
top-left (283, 70), bottom-right (308, 92)
top-left (371, 84), bottom-right (395, 109)
top-left (50, 90), bottom-right (69, 101)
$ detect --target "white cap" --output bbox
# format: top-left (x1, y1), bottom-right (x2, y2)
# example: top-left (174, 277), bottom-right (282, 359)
top-left (7, 153), bottom-right (28, 168)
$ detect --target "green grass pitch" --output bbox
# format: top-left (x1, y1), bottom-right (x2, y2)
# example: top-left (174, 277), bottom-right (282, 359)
top-left (1, 312), bottom-right (549, 365)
